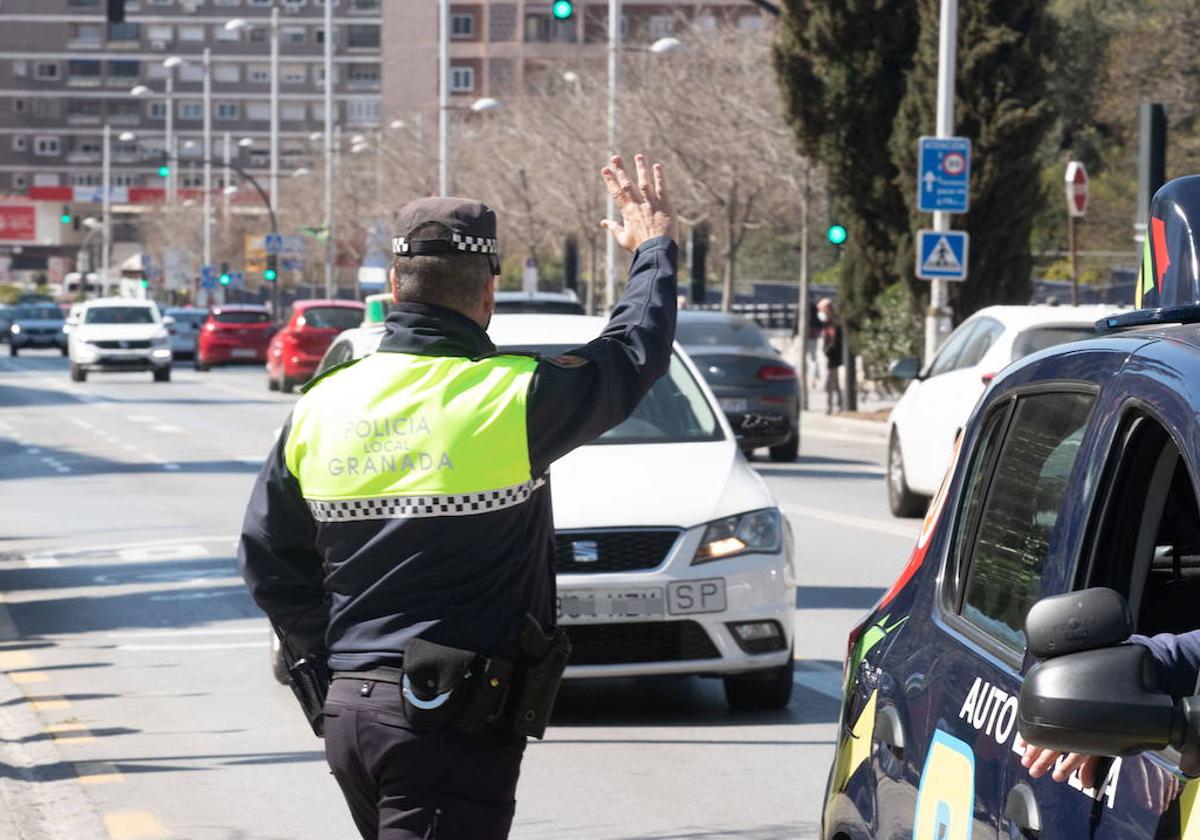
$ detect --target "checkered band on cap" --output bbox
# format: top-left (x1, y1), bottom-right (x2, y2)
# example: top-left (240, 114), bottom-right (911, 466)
top-left (306, 478), bottom-right (544, 522)
top-left (391, 234), bottom-right (498, 256)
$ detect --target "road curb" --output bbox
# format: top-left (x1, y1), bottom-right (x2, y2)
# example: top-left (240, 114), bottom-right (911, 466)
top-left (0, 596), bottom-right (109, 840)
top-left (800, 411), bottom-right (889, 443)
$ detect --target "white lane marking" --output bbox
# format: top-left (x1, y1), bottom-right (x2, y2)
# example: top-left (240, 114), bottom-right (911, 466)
top-left (236, 456), bottom-right (263, 465)
top-left (149, 424), bottom-right (184, 434)
top-left (117, 544), bottom-right (210, 563)
top-left (117, 641), bottom-right (268, 651)
top-left (782, 504), bottom-right (919, 540)
top-left (161, 463), bottom-right (181, 471)
top-left (123, 444), bottom-right (138, 452)
top-left (23, 555), bottom-right (62, 568)
top-left (107, 627), bottom-right (265, 639)
top-left (126, 415), bottom-right (156, 423)
top-left (20, 534), bottom-right (236, 558)
top-left (69, 418), bottom-right (93, 430)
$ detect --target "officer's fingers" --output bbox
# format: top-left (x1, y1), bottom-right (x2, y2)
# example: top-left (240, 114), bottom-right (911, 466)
top-left (1079, 755), bottom-right (1103, 791)
top-left (1051, 752), bottom-right (1089, 784)
top-left (653, 163), bottom-right (672, 215)
top-left (1026, 747), bottom-right (1062, 778)
top-left (599, 218), bottom-right (624, 238)
top-left (600, 167), bottom-right (628, 209)
top-left (634, 154), bottom-right (655, 208)
top-left (610, 155), bottom-right (645, 205)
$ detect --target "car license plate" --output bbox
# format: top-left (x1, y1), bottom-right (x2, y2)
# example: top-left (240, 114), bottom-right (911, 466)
top-left (557, 588), bottom-right (665, 622)
top-left (667, 578), bottom-right (727, 615)
top-left (231, 348), bottom-right (257, 358)
top-left (719, 398), bottom-right (748, 413)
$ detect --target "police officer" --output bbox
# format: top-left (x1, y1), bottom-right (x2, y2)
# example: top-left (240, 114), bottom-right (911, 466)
top-left (238, 154), bottom-right (677, 840)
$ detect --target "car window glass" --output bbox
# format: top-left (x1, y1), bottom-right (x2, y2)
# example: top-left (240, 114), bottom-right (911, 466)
top-left (1012, 325), bottom-right (1097, 361)
top-left (14, 306), bottom-right (63, 321)
top-left (315, 341), bottom-right (352, 377)
top-left (675, 318), bottom-right (773, 350)
top-left (948, 405), bottom-right (1009, 600)
top-left (84, 307), bottom-right (156, 324)
top-left (928, 321), bottom-right (981, 377)
top-left (956, 318), bottom-right (1003, 370)
top-left (301, 307), bottom-right (363, 331)
top-left (960, 392), bottom-right (1095, 651)
top-left (213, 311), bottom-right (271, 324)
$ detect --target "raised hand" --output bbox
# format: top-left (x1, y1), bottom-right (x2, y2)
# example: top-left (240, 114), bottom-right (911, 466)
top-left (599, 153), bottom-right (677, 253)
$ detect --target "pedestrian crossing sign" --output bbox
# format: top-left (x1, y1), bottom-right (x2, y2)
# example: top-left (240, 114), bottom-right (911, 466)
top-left (916, 229), bottom-right (969, 281)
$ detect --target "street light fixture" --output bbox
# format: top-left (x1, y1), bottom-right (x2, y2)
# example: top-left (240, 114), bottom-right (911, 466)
top-left (649, 36), bottom-right (685, 54)
top-left (389, 119), bottom-right (406, 130)
top-left (238, 137), bottom-right (254, 148)
top-left (118, 131), bottom-right (136, 142)
top-left (471, 97), bottom-right (502, 113)
top-left (292, 167), bottom-right (310, 178)
top-left (129, 85), bottom-right (151, 97)
top-left (223, 17), bottom-right (249, 31)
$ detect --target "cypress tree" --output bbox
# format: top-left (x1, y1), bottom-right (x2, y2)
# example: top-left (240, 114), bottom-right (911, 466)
top-left (890, 0), bottom-right (1056, 318)
top-left (773, 1), bottom-right (919, 327)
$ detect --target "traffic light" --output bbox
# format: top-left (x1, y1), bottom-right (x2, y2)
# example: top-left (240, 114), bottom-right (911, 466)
top-left (139, 278), bottom-right (149, 289)
top-left (263, 254), bottom-right (278, 283)
top-left (551, 0), bottom-right (574, 20)
top-left (59, 205), bottom-right (72, 225)
top-left (218, 262), bottom-right (231, 286)
top-left (157, 151), bottom-right (170, 178)
top-left (826, 224), bottom-right (847, 246)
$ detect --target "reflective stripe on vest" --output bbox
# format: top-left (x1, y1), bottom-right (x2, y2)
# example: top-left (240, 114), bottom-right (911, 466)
top-left (285, 352), bottom-right (538, 512)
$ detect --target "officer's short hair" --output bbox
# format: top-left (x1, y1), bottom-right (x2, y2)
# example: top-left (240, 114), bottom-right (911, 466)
top-left (391, 223), bottom-right (493, 312)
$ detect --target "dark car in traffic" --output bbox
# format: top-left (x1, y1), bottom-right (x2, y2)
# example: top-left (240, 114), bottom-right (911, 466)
top-left (8, 303), bottom-right (67, 356)
top-left (676, 311), bottom-right (799, 461)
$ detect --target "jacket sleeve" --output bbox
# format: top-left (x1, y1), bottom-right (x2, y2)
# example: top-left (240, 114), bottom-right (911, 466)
top-left (237, 417), bottom-right (328, 657)
top-left (1129, 630), bottom-right (1200, 699)
top-left (525, 236), bottom-right (678, 476)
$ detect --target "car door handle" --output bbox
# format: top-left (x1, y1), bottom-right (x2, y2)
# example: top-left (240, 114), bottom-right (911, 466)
top-left (1003, 782), bottom-right (1041, 838)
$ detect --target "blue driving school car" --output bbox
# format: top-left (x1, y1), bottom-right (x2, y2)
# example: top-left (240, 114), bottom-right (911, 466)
top-left (823, 175), bottom-right (1200, 839)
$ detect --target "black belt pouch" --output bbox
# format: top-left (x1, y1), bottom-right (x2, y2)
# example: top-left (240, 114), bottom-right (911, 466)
top-left (400, 637), bottom-right (477, 731)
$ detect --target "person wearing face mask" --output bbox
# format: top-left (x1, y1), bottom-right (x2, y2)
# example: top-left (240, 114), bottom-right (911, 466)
top-left (816, 297), bottom-right (843, 414)
top-left (238, 154), bottom-right (678, 840)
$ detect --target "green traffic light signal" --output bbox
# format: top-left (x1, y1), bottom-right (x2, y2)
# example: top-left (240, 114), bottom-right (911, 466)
top-left (551, 0), bottom-right (573, 20)
top-left (157, 165), bottom-right (170, 177)
top-left (263, 268), bottom-right (277, 282)
top-left (59, 213), bottom-right (72, 225)
top-left (219, 273), bottom-right (231, 286)
top-left (826, 224), bottom-right (847, 246)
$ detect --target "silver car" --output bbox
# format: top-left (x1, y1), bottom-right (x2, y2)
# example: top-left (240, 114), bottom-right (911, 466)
top-left (163, 307), bottom-right (207, 359)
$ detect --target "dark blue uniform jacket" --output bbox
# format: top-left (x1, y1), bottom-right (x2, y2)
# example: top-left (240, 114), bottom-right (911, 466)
top-left (238, 237), bottom-right (678, 671)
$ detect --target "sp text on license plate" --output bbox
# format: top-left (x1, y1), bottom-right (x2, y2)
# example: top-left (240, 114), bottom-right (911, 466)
top-left (666, 578), bottom-right (727, 615)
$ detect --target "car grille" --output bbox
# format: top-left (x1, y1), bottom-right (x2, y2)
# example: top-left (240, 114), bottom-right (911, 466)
top-left (93, 340), bottom-right (151, 350)
top-left (23, 328), bottom-right (58, 336)
top-left (554, 529), bottom-right (680, 574)
top-left (565, 620), bottom-right (720, 666)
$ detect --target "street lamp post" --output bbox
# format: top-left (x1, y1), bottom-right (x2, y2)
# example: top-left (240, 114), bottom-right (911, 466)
top-left (925, 0), bottom-right (958, 362)
top-left (438, 0), bottom-right (450, 196)
top-left (202, 48), bottom-right (213, 280)
top-left (270, 4), bottom-right (280, 225)
top-left (101, 123), bottom-right (111, 287)
top-left (324, 0), bottom-right (335, 297)
top-left (605, 0), bottom-right (621, 312)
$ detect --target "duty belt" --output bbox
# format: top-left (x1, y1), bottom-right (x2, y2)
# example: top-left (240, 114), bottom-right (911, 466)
top-left (332, 666), bottom-right (404, 684)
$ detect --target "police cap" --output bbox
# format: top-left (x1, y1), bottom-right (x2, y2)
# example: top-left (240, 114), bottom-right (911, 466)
top-left (391, 197), bottom-right (500, 274)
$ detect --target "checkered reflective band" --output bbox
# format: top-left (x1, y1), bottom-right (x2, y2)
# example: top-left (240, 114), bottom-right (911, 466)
top-left (306, 478), bottom-right (545, 522)
top-left (391, 234), bottom-right (498, 256)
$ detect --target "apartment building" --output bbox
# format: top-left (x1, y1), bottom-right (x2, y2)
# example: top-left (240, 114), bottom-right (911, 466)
top-left (382, 1), bottom-right (766, 124)
top-left (0, 0), bottom-right (381, 201)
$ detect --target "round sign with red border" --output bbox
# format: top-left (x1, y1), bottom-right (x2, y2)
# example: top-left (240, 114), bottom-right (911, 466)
top-left (942, 153), bottom-right (967, 177)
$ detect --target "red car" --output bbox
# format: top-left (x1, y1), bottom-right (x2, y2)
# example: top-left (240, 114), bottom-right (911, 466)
top-left (195, 305), bottom-right (275, 371)
top-left (266, 299), bottom-right (364, 392)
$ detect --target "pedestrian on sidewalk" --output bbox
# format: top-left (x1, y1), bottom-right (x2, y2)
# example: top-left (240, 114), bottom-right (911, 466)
top-left (818, 297), bottom-right (843, 414)
top-left (237, 154), bottom-right (678, 840)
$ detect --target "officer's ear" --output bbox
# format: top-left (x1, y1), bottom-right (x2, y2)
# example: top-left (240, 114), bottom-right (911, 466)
top-left (389, 266), bottom-right (399, 305)
top-left (481, 274), bottom-right (497, 317)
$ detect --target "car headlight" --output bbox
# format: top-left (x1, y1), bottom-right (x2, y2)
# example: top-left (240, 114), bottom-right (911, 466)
top-left (10, 324), bottom-right (20, 335)
top-left (151, 332), bottom-right (170, 347)
top-left (692, 508), bottom-right (782, 564)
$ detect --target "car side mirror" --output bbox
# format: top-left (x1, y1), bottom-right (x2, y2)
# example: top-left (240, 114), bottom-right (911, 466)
top-left (888, 357), bottom-right (922, 380)
top-left (1025, 587), bottom-right (1131, 659)
top-left (162, 316), bottom-right (176, 327)
top-left (65, 317), bottom-right (78, 327)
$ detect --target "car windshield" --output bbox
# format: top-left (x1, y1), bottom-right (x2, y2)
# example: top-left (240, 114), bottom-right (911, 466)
top-left (503, 344), bottom-right (723, 444)
top-left (301, 307), bottom-right (363, 330)
top-left (675, 317), bottom-right (773, 350)
top-left (1011, 325), bottom-right (1097, 360)
top-left (166, 310), bottom-right (206, 324)
top-left (214, 310), bottom-right (270, 324)
top-left (14, 306), bottom-right (63, 321)
top-left (84, 306), bottom-right (156, 325)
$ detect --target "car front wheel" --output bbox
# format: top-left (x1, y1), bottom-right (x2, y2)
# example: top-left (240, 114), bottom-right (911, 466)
top-left (194, 357), bottom-right (210, 372)
top-left (769, 431), bottom-right (799, 463)
top-left (153, 366), bottom-right (171, 383)
top-left (887, 431), bottom-right (928, 518)
top-left (8, 344), bottom-right (16, 357)
top-left (69, 363), bottom-right (86, 382)
top-left (724, 659), bottom-right (794, 711)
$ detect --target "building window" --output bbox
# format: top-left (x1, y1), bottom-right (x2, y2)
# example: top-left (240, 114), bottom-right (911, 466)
top-left (71, 23), bottom-right (104, 47)
top-left (68, 59), bottom-right (102, 79)
top-left (282, 0), bottom-right (307, 8)
top-left (67, 99), bottom-right (103, 118)
top-left (147, 24), bottom-right (173, 42)
top-left (282, 26), bottom-right (306, 45)
top-left (246, 102), bottom-right (270, 121)
top-left (70, 173), bottom-right (102, 187)
top-left (181, 174), bottom-right (203, 188)
top-left (248, 0), bottom-right (271, 6)
top-left (12, 99), bottom-right (27, 114)
top-left (280, 102), bottom-right (306, 121)
top-left (12, 136), bottom-right (27, 152)
top-left (108, 101), bottom-right (140, 121)
top-left (737, 14), bottom-right (764, 31)
top-left (148, 0), bottom-right (173, 5)
top-left (249, 27), bottom-right (269, 44)
top-left (247, 65), bottom-right (270, 84)
top-left (449, 66), bottom-right (474, 93)
top-left (214, 0), bottom-right (242, 5)
top-left (12, 174), bottom-right (29, 191)
top-left (33, 99), bottom-right (61, 119)
top-left (346, 98), bottom-right (380, 125)
top-left (648, 15), bottom-right (673, 39)
top-left (33, 173), bottom-right (61, 187)
top-left (108, 21), bottom-right (140, 41)
top-left (213, 63), bottom-right (240, 82)
top-left (346, 24), bottom-right (380, 48)
top-left (179, 25), bottom-right (205, 42)
top-left (215, 102), bottom-right (239, 119)
top-left (13, 60), bottom-right (27, 78)
top-left (351, 0), bottom-right (379, 9)
top-left (35, 62), bottom-right (59, 80)
top-left (347, 63), bottom-right (379, 86)
top-left (216, 24), bottom-right (241, 42)
top-left (452, 13), bottom-right (474, 37)
top-left (112, 173), bottom-right (140, 188)
top-left (33, 137), bottom-right (61, 156)
top-left (281, 64), bottom-right (307, 84)
top-left (310, 102), bottom-right (326, 121)
top-left (109, 60), bottom-right (140, 79)
top-left (179, 101), bottom-right (203, 120)
top-left (68, 0), bottom-right (100, 5)
top-left (148, 101), bottom-right (167, 119)
top-left (180, 64), bottom-right (204, 82)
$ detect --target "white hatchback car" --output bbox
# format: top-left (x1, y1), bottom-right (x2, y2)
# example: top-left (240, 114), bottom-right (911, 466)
top-left (287, 314), bottom-right (798, 710)
top-left (885, 304), bottom-right (1124, 516)
top-left (67, 298), bottom-right (173, 383)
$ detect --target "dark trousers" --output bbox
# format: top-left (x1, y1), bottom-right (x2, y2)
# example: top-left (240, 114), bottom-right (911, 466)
top-left (323, 677), bottom-right (527, 840)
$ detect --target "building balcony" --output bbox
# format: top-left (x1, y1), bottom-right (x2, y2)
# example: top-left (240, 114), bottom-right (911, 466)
top-left (67, 77), bottom-right (103, 88)
top-left (67, 151), bottom-right (101, 164)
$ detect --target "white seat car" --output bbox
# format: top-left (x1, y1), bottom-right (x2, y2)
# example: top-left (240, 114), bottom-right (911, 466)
top-left (67, 298), bottom-right (173, 383)
top-left (276, 314), bottom-right (798, 710)
top-left (885, 303), bottom-right (1124, 516)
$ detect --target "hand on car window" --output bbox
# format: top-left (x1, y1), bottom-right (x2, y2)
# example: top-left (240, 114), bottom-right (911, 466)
top-left (599, 154), bottom-right (677, 253)
top-left (1017, 737), bottom-right (1104, 788)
